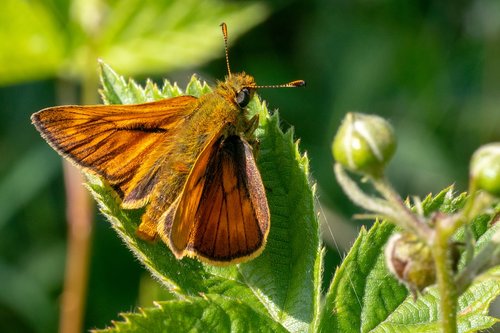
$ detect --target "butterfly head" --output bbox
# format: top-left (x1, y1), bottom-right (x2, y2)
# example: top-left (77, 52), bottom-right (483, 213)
top-left (221, 72), bottom-right (257, 109)
top-left (219, 23), bottom-right (305, 109)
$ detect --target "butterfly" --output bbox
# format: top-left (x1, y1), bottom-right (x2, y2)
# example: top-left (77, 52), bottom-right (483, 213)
top-left (31, 23), bottom-right (304, 265)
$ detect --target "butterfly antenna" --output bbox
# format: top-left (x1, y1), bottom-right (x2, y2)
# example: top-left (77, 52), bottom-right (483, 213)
top-left (250, 80), bottom-right (306, 89)
top-left (220, 22), bottom-right (232, 77)
top-left (221, 23), bottom-right (305, 89)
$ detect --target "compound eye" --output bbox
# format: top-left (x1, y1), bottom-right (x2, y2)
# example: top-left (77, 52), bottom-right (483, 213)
top-left (235, 88), bottom-right (251, 108)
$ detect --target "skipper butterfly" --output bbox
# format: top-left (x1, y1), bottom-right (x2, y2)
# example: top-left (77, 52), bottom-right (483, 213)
top-left (31, 23), bottom-right (304, 265)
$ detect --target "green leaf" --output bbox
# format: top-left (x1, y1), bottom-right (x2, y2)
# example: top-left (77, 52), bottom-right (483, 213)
top-left (317, 220), bottom-right (406, 333)
top-left (94, 294), bottom-right (289, 333)
top-left (318, 188), bottom-right (500, 333)
top-left (0, 0), bottom-right (65, 84)
top-left (185, 74), bottom-right (211, 97)
top-left (90, 62), bottom-right (320, 332)
top-left (0, 0), bottom-right (270, 85)
top-left (369, 269), bottom-right (499, 333)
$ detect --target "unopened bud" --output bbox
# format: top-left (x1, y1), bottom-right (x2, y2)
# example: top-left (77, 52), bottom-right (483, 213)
top-left (385, 232), bottom-right (435, 297)
top-left (332, 113), bottom-right (396, 177)
top-left (470, 143), bottom-right (500, 196)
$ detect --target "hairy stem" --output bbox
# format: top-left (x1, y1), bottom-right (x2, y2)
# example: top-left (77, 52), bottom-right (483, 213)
top-left (432, 220), bottom-right (458, 333)
top-left (333, 164), bottom-right (397, 217)
top-left (371, 177), bottom-right (432, 240)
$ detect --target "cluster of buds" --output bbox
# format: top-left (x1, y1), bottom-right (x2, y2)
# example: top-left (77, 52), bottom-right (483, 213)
top-left (332, 112), bottom-right (500, 296)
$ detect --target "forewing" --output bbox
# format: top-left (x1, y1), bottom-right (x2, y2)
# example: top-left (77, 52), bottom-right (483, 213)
top-left (31, 96), bottom-right (198, 207)
top-left (169, 135), bottom-right (270, 264)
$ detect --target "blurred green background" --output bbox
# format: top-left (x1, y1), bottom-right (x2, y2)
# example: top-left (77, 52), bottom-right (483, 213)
top-left (1, 0), bottom-right (500, 332)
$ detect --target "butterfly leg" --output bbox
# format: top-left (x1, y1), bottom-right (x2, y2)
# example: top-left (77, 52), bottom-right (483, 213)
top-left (242, 114), bottom-right (261, 155)
top-left (243, 114), bottom-right (259, 137)
top-left (136, 206), bottom-right (160, 241)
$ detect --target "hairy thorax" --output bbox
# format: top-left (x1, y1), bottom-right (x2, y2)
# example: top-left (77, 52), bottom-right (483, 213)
top-left (145, 76), bottom-right (256, 223)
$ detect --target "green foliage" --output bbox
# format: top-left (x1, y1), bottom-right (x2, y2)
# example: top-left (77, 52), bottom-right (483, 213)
top-left (0, 0), bottom-right (269, 85)
top-left (97, 295), bottom-right (289, 333)
top-left (88, 65), bottom-right (499, 332)
top-left (319, 220), bottom-right (499, 332)
top-left (5, 1), bottom-right (500, 332)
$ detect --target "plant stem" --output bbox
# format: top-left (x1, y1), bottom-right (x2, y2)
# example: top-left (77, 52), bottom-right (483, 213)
top-left (58, 48), bottom-right (98, 333)
top-left (59, 162), bottom-right (93, 333)
top-left (432, 220), bottom-right (458, 333)
top-left (333, 164), bottom-right (398, 217)
top-left (429, 184), bottom-right (496, 331)
top-left (371, 177), bottom-right (432, 240)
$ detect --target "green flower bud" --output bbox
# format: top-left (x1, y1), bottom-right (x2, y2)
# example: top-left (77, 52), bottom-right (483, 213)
top-left (385, 232), bottom-right (435, 297)
top-left (332, 112), bottom-right (396, 177)
top-left (470, 143), bottom-right (500, 196)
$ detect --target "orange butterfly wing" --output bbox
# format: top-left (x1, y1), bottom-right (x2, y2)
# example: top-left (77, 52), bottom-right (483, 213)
top-left (160, 134), bottom-right (270, 264)
top-left (31, 96), bottom-right (198, 207)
